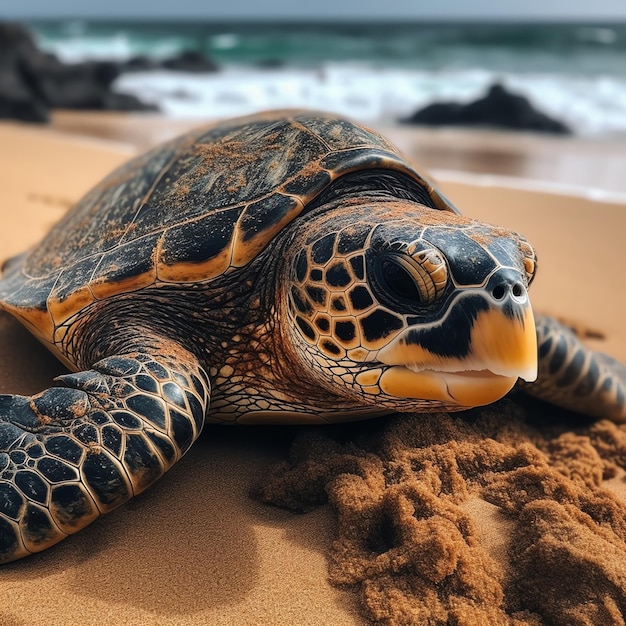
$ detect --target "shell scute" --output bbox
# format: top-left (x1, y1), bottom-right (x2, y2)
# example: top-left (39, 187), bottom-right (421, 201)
top-left (280, 168), bottom-right (332, 198)
top-left (293, 114), bottom-right (396, 152)
top-left (0, 271), bottom-right (52, 313)
top-left (157, 207), bottom-right (241, 282)
top-left (320, 147), bottom-right (409, 176)
top-left (47, 256), bottom-right (100, 324)
top-left (90, 233), bottom-right (160, 299)
top-left (232, 193), bottom-right (301, 267)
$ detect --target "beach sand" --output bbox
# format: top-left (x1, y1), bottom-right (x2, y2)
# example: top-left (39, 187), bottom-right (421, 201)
top-left (1, 112), bottom-right (626, 625)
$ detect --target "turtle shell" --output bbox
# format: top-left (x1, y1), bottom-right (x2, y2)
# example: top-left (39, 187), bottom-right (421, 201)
top-left (0, 110), bottom-right (457, 346)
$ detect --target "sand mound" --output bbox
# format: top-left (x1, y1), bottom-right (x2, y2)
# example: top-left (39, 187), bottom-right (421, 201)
top-left (255, 400), bottom-right (626, 625)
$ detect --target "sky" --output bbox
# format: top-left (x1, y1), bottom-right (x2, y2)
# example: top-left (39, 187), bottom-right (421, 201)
top-left (2, 0), bottom-right (626, 21)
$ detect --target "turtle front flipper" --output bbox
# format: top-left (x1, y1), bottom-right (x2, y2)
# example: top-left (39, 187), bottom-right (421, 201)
top-left (521, 315), bottom-right (626, 422)
top-left (0, 343), bottom-right (210, 564)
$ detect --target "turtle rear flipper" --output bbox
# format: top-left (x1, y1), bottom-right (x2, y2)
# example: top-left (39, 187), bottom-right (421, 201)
top-left (522, 315), bottom-right (626, 422)
top-left (0, 338), bottom-right (209, 564)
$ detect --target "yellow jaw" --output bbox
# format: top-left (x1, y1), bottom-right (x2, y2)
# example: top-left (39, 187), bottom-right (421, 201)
top-left (376, 306), bottom-right (537, 407)
top-left (377, 367), bottom-right (519, 406)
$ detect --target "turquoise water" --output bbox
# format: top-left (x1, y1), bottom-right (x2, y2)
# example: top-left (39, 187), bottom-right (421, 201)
top-left (28, 20), bottom-right (626, 74)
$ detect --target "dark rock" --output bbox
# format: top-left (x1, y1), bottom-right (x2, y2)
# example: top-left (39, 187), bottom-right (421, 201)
top-left (92, 61), bottom-right (121, 87)
top-left (34, 58), bottom-right (157, 111)
top-left (161, 50), bottom-right (219, 73)
top-left (0, 21), bottom-right (158, 122)
top-left (0, 23), bottom-right (50, 122)
top-left (101, 92), bottom-right (158, 112)
top-left (403, 83), bottom-right (571, 135)
top-left (0, 66), bottom-right (49, 122)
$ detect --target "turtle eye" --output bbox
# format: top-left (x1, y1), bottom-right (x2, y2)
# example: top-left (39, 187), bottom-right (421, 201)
top-left (380, 259), bottom-right (421, 301)
top-left (371, 251), bottom-right (446, 311)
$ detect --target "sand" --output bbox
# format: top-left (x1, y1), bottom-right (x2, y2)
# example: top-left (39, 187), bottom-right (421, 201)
top-left (1, 112), bottom-right (626, 625)
top-left (255, 404), bottom-right (626, 625)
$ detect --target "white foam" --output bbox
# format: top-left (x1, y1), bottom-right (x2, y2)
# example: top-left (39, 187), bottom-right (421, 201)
top-left (112, 64), bottom-right (626, 138)
top-left (36, 30), bottom-right (188, 63)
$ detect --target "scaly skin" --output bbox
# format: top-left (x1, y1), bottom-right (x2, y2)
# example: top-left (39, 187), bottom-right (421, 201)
top-left (0, 340), bottom-right (209, 563)
top-left (522, 315), bottom-right (626, 422)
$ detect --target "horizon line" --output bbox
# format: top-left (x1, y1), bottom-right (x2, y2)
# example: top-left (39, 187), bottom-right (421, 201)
top-left (10, 15), bottom-right (626, 24)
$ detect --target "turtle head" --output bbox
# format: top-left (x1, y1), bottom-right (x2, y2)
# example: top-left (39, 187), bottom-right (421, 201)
top-left (284, 202), bottom-right (538, 412)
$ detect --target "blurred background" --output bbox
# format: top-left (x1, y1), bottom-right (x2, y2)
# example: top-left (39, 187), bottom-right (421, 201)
top-left (1, 0), bottom-right (626, 194)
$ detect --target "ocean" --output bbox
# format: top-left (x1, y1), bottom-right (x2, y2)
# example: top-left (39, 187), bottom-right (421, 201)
top-left (27, 20), bottom-right (626, 137)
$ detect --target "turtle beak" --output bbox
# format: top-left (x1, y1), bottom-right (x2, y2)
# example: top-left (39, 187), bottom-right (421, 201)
top-left (376, 297), bottom-right (537, 407)
top-left (469, 304), bottom-right (537, 382)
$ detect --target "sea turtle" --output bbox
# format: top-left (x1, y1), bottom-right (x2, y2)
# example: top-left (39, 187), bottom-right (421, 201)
top-left (0, 110), bottom-right (624, 564)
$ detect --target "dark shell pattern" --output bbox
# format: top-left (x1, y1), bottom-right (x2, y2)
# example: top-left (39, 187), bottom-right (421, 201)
top-left (0, 111), bottom-right (455, 341)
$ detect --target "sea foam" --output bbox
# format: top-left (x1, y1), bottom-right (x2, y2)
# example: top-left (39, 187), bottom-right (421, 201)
top-left (113, 64), bottom-right (626, 137)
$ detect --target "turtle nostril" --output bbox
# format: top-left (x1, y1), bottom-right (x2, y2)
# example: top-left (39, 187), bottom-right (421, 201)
top-left (488, 270), bottom-right (528, 304)
top-left (492, 284), bottom-right (506, 300)
top-left (491, 280), bottom-right (526, 302)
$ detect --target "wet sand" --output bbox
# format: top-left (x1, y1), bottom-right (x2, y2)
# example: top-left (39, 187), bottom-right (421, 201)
top-left (1, 112), bottom-right (625, 625)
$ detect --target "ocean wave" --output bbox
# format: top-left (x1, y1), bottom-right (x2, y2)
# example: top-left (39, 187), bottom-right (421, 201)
top-left (27, 20), bottom-right (626, 136)
top-left (36, 31), bottom-right (190, 63)
top-left (32, 20), bottom-right (626, 69)
top-left (113, 65), bottom-right (626, 137)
